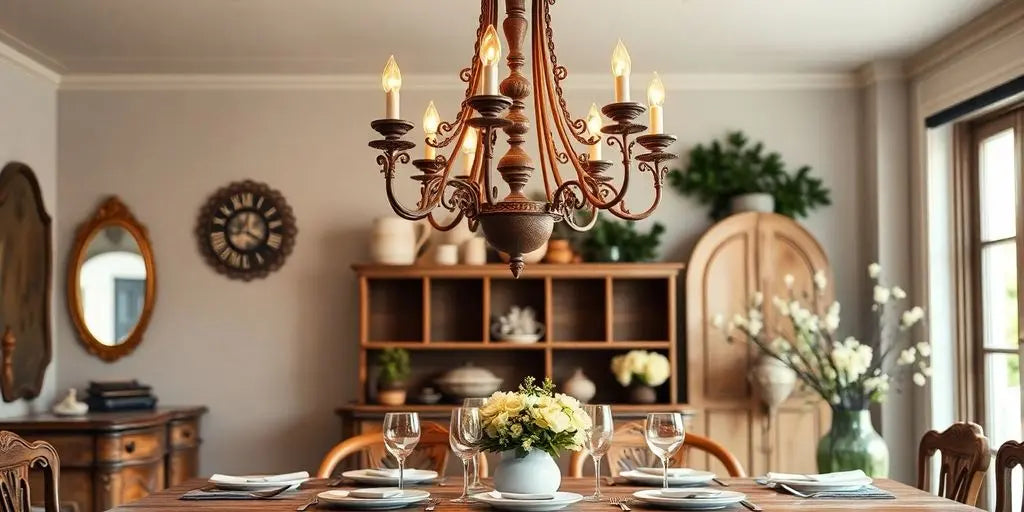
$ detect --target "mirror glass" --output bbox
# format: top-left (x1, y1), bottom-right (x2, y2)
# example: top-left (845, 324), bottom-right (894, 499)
top-left (77, 226), bottom-right (147, 345)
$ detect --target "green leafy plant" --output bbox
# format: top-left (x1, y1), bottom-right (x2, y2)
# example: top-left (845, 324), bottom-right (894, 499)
top-left (581, 217), bottom-right (665, 262)
top-left (376, 348), bottom-right (411, 389)
top-left (667, 131), bottom-right (831, 219)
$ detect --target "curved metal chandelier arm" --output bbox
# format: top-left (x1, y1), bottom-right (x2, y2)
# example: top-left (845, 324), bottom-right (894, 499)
top-left (549, 179), bottom-right (600, 232)
top-left (603, 159), bottom-right (667, 221)
top-left (379, 151), bottom-right (442, 221)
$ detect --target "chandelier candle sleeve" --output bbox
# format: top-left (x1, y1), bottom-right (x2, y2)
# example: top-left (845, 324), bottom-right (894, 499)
top-left (462, 128), bottom-right (478, 172)
top-left (586, 103), bottom-right (603, 161)
top-left (611, 40), bottom-right (631, 102)
top-left (647, 73), bottom-right (665, 135)
top-left (480, 25), bottom-right (502, 95)
top-left (423, 101), bottom-right (441, 159)
top-left (382, 55), bottom-right (402, 119)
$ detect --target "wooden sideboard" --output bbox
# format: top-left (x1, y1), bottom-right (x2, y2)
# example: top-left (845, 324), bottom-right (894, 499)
top-left (0, 406), bottom-right (206, 512)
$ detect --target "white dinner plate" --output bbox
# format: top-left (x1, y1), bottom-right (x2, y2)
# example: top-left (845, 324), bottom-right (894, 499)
top-left (768, 476), bottom-right (873, 492)
top-left (317, 489), bottom-right (431, 510)
top-left (470, 490), bottom-right (583, 511)
top-left (621, 469), bottom-right (716, 487)
top-left (632, 488), bottom-right (747, 510)
top-left (207, 476), bottom-right (307, 491)
top-left (341, 469), bottom-right (439, 485)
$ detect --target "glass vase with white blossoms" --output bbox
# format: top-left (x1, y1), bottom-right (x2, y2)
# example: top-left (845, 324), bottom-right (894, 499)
top-left (478, 377), bottom-right (591, 495)
top-left (719, 263), bottom-right (930, 477)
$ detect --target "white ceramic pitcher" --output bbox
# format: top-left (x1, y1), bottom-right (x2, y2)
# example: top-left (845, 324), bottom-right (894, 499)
top-left (371, 217), bottom-right (430, 265)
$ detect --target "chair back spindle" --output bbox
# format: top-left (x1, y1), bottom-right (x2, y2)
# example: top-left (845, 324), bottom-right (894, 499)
top-left (916, 421), bottom-right (990, 507)
top-left (0, 431), bottom-right (60, 512)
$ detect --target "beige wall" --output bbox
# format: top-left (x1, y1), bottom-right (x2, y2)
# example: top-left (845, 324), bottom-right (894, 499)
top-left (0, 57), bottom-right (57, 417)
top-left (55, 83), bottom-right (865, 474)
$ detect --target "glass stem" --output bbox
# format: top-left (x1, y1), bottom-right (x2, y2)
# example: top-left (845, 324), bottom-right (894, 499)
top-left (462, 458), bottom-right (471, 499)
top-left (399, 458), bottom-right (405, 491)
top-left (662, 456), bottom-right (669, 489)
top-left (593, 456), bottom-right (603, 498)
top-left (470, 456), bottom-right (479, 486)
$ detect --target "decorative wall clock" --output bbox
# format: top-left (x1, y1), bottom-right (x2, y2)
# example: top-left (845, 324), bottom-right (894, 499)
top-left (196, 180), bottom-right (296, 281)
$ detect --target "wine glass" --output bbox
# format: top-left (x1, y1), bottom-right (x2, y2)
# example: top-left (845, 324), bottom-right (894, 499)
top-left (462, 398), bottom-right (489, 491)
top-left (449, 407), bottom-right (482, 503)
top-left (644, 412), bottom-right (685, 489)
top-left (584, 405), bottom-right (614, 502)
top-left (383, 412), bottom-right (421, 491)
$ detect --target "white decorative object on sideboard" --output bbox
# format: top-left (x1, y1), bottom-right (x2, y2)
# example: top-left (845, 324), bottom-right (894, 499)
top-left (370, 216), bottom-right (429, 265)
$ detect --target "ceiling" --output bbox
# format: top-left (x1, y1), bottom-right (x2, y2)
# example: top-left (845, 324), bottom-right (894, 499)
top-left (0, 0), bottom-right (1003, 76)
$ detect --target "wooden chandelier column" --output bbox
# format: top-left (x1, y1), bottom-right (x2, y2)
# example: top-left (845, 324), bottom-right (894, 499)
top-left (496, 0), bottom-right (533, 201)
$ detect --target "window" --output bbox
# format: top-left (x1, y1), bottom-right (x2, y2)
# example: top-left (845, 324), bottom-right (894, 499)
top-left (959, 105), bottom-right (1024, 509)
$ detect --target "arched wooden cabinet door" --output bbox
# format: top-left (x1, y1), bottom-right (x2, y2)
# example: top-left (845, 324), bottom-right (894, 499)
top-left (685, 212), bottom-right (831, 476)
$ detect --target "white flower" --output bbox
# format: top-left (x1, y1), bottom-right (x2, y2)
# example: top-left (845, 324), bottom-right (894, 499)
top-left (891, 286), bottom-right (907, 300)
top-left (813, 270), bottom-right (827, 291)
top-left (900, 306), bottom-right (925, 329)
top-left (868, 263), bottom-right (881, 279)
top-left (772, 296), bottom-right (790, 316)
top-left (824, 302), bottom-right (841, 332)
top-left (873, 285), bottom-right (891, 304)
top-left (898, 347), bottom-right (916, 365)
top-left (732, 314), bottom-right (747, 328)
top-left (783, 274), bottom-right (795, 289)
top-left (711, 314), bottom-right (725, 329)
top-left (770, 337), bottom-right (791, 353)
top-left (913, 372), bottom-right (926, 386)
top-left (752, 291), bottom-right (764, 307)
top-left (921, 365), bottom-right (933, 377)
top-left (747, 317), bottom-right (763, 336)
top-left (642, 352), bottom-right (672, 386)
top-left (916, 341), bottom-right (931, 357)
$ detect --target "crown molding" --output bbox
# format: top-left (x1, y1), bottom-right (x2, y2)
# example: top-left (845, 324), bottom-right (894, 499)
top-left (0, 38), bottom-right (61, 85)
top-left (906, 0), bottom-right (1024, 78)
top-left (857, 60), bottom-right (905, 86)
top-left (59, 71), bottom-right (859, 91)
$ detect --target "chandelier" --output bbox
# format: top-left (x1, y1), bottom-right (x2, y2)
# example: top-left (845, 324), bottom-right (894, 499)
top-left (369, 0), bottom-right (676, 277)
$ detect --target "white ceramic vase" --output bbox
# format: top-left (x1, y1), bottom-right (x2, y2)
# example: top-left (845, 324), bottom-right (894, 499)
top-left (730, 193), bottom-right (775, 214)
top-left (562, 368), bottom-right (596, 403)
top-left (749, 353), bottom-right (797, 409)
top-left (493, 450), bottom-right (561, 495)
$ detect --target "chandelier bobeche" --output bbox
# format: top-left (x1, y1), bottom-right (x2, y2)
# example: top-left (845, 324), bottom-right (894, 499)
top-left (370, 0), bottom-right (676, 277)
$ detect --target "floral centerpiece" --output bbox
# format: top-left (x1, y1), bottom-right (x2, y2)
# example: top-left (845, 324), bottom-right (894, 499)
top-left (478, 377), bottom-right (590, 494)
top-left (611, 350), bottom-right (671, 404)
top-left (719, 264), bottom-right (930, 477)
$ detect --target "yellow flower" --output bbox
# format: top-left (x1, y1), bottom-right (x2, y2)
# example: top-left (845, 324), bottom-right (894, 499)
top-left (503, 394), bottom-right (526, 414)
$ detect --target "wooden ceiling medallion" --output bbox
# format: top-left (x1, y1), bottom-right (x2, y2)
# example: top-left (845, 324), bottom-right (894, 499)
top-left (195, 180), bottom-right (297, 281)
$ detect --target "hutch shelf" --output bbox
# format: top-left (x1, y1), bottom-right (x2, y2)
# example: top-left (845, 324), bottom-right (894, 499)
top-left (340, 263), bottom-right (688, 434)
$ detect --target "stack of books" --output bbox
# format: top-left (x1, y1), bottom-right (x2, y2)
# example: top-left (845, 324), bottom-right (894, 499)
top-left (86, 380), bottom-right (158, 411)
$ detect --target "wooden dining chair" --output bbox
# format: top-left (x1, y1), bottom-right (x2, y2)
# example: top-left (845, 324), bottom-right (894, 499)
top-left (0, 430), bottom-right (60, 512)
top-left (317, 421), bottom-right (487, 478)
top-left (568, 420), bottom-right (746, 477)
top-left (995, 440), bottom-right (1024, 512)
top-left (915, 421), bottom-right (990, 507)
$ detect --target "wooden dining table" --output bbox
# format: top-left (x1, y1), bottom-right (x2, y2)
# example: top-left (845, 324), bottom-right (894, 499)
top-left (108, 477), bottom-right (981, 511)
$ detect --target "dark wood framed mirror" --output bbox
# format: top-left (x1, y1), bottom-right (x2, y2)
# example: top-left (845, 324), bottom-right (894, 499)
top-left (68, 196), bottom-right (156, 362)
top-left (0, 162), bottom-right (53, 402)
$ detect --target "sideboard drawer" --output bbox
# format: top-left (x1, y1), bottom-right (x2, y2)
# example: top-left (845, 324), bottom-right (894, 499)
top-left (169, 419), bottom-right (199, 448)
top-left (97, 426), bottom-right (166, 463)
top-left (167, 447), bottom-right (199, 486)
top-left (29, 434), bottom-right (94, 467)
top-left (97, 460), bottom-right (165, 510)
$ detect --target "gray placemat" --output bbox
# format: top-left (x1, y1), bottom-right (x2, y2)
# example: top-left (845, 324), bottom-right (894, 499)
top-left (778, 485), bottom-right (895, 499)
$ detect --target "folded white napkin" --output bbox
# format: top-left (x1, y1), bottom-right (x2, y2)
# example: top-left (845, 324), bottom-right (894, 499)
top-left (349, 488), bottom-right (404, 499)
top-left (765, 470), bottom-right (867, 482)
top-left (660, 489), bottom-right (723, 499)
top-left (209, 471), bottom-right (309, 485)
top-left (363, 468), bottom-right (402, 478)
top-left (492, 491), bottom-right (555, 500)
top-left (636, 467), bottom-right (696, 477)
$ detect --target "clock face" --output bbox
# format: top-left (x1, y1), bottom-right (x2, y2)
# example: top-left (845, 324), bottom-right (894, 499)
top-left (197, 181), bottom-right (296, 280)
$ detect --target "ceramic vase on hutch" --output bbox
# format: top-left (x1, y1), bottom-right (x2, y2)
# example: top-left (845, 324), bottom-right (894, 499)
top-left (544, 239), bottom-right (574, 264)
top-left (629, 384), bottom-right (657, 404)
top-left (562, 368), bottom-right (596, 403)
top-left (816, 407), bottom-right (890, 477)
top-left (493, 450), bottom-right (561, 495)
top-left (371, 216), bottom-right (430, 265)
top-left (729, 193), bottom-right (775, 214)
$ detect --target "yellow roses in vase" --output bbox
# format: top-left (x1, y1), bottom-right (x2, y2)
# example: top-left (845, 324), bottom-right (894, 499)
top-left (477, 377), bottom-right (591, 457)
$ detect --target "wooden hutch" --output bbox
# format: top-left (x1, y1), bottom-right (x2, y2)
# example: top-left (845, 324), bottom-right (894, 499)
top-left (337, 263), bottom-right (691, 435)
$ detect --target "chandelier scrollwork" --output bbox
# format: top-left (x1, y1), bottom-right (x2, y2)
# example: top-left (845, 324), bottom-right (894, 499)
top-left (370, 0), bottom-right (677, 277)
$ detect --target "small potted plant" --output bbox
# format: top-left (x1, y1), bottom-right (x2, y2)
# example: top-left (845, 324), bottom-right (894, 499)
top-left (376, 348), bottom-right (411, 406)
top-left (668, 131), bottom-right (831, 220)
top-left (610, 350), bottom-right (671, 404)
top-left (581, 218), bottom-right (665, 262)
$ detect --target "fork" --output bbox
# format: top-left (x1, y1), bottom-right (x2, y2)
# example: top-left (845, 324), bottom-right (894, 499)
top-left (776, 483), bottom-right (835, 498)
top-left (424, 498), bottom-right (440, 511)
top-left (295, 497), bottom-right (318, 511)
top-left (199, 485), bottom-right (292, 498)
top-left (610, 497), bottom-right (632, 511)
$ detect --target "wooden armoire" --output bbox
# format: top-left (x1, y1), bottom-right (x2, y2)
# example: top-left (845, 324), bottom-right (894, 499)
top-left (685, 212), bottom-right (831, 476)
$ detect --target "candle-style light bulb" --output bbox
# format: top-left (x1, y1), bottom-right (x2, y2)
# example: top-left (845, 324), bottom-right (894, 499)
top-left (479, 25), bottom-right (502, 95)
top-left (382, 55), bottom-right (402, 119)
top-left (585, 103), bottom-right (603, 161)
top-left (647, 72), bottom-right (665, 134)
top-left (422, 101), bottom-right (441, 159)
top-left (461, 128), bottom-right (478, 172)
top-left (611, 39), bottom-right (632, 102)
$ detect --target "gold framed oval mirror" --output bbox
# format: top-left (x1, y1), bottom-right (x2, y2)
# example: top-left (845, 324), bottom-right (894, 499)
top-left (68, 197), bottom-right (156, 362)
